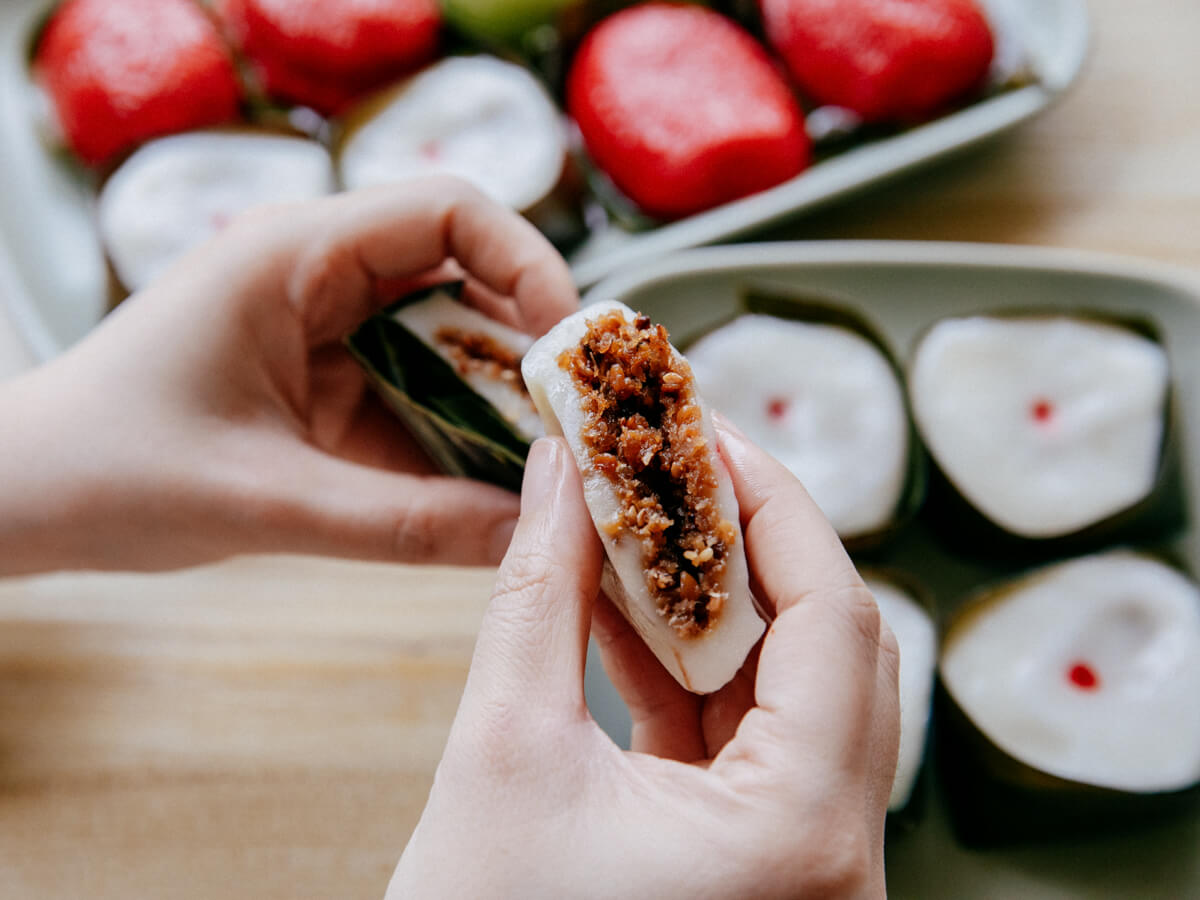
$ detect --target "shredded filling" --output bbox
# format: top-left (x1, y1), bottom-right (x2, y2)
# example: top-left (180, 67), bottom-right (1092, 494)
top-left (435, 327), bottom-right (527, 390)
top-left (560, 310), bottom-right (736, 637)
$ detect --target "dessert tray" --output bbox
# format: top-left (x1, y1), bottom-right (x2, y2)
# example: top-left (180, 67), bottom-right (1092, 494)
top-left (582, 240), bottom-right (1200, 899)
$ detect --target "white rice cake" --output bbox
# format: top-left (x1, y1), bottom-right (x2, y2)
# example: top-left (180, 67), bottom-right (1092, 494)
top-left (99, 130), bottom-right (335, 291)
top-left (910, 315), bottom-right (1168, 538)
top-left (865, 576), bottom-right (937, 811)
top-left (941, 551), bottom-right (1200, 793)
top-left (338, 55), bottom-right (566, 213)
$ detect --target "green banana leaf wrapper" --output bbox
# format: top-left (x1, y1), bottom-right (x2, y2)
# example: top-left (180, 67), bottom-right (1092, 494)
top-left (936, 678), bottom-right (1200, 847)
top-left (345, 282), bottom-right (531, 492)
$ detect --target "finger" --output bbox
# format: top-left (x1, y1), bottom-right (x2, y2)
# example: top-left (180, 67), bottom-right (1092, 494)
top-left (372, 259), bottom-right (466, 304)
top-left (734, 584), bottom-right (885, 761)
top-left (459, 437), bottom-right (605, 719)
top-left (372, 263), bottom-right (524, 333)
top-left (715, 414), bottom-right (862, 617)
top-left (713, 416), bottom-right (887, 766)
top-left (459, 277), bottom-right (523, 331)
top-left (327, 390), bottom-right (442, 476)
top-left (374, 270), bottom-right (525, 335)
top-left (305, 345), bottom-right (440, 475)
top-left (286, 178), bottom-right (578, 345)
top-left (590, 591), bottom-right (706, 761)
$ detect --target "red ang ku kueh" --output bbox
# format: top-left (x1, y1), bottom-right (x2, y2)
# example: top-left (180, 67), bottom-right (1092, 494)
top-left (567, 3), bottom-right (811, 221)
top-left (216, 0), bottom-right (441, 116)
top-left (34, 0), bottom-right (994, 208)
top-left (33, 0), bottom-right (443, 166)
top-left (33, 0), bottom-right (242, 167)
top-left (760, 0), bottom-right (995, 124)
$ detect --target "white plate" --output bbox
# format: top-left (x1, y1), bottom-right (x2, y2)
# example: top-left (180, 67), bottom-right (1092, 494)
top-left (0, 0), bottom-right (1087, 361)
top-left (581, 241), bottom-right (1200, 899)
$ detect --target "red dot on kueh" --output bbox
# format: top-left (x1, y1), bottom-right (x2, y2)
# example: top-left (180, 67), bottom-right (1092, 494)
top-left (1032, 398), bottom-right (1054, 423)
top-left (1067, 661), bottom-right (1099, 691)
top-left (766, 397), bottom-right (789, 420)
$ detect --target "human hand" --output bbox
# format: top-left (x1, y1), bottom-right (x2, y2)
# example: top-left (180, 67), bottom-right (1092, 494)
top-left (0, 178), bottom-right (577, 575)
top-left (389, 422), bottom-right (900, 899)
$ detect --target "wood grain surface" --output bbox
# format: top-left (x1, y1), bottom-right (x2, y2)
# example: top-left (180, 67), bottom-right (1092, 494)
top-left (3, 1), bottom-right (1200, 897)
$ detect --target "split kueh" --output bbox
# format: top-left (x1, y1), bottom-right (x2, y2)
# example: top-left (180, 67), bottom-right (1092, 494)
top-left (523, 301), bottom-right (765, 693)
top-left (391, 289), bottom-right (544, 444)
top-left (344, 283), bottom-right (536, 492)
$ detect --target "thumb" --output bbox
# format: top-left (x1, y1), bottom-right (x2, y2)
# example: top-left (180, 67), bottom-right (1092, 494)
top-left (458, 437), bottom-right (605, 720)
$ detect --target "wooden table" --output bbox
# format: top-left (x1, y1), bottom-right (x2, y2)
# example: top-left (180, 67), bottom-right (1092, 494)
top-left (3, 1), bottom-right (1200, 896)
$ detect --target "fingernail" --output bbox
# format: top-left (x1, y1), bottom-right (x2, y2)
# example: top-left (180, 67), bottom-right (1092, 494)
top-left (521, 437), bottom-right (566, 518)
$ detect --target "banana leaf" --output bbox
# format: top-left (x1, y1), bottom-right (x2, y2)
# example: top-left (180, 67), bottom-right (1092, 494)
top-left (345, 282), bottom-right (531, 491)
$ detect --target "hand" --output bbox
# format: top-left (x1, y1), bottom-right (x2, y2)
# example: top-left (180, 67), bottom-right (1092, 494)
top-left (390, 422), bottom-right (900, 899)
top-left (0, 178), bottom-right (577, 575)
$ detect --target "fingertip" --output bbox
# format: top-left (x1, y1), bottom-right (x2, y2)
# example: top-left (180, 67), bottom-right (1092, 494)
top-left (507, 237), bottom-right (575, 337)
top-left (519, 257), bottom-right (579, 338)
top-left (458, 278), bottom-right (524, 332)
top-left (712, 409), bottom-right (740, 438)
top-left (431, 179), bottom-right (578, 336)
top-left (262, 441), bottom-right (526, 566)
top-left (385, 477), bottom-right (523, 567)
top-left (509, 436), bottom-right (604, 583)
top-left (713, 410), bottom-right (779, 467)
top-left (714, 412), bottom-right (794, 512)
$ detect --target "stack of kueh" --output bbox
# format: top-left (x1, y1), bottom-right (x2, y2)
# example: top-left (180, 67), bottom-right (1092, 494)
top-left (347, 283), bottom-right (1200, 846)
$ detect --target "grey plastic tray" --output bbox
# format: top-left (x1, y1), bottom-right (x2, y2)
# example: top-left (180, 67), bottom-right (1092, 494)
top-left (582, 240), bottom-right (1200, 899)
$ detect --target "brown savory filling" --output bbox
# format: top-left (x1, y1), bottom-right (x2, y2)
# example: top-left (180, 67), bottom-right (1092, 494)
top-left (435, 327), bottom-right (527, 391)
top-left (560, 310), bottom-right (737, 638)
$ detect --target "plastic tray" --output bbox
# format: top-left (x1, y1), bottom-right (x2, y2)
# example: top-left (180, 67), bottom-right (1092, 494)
top-left (581, 240), bottom-right (1200, 899)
